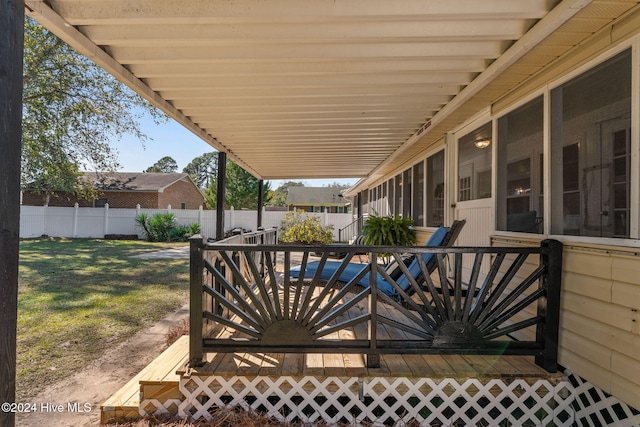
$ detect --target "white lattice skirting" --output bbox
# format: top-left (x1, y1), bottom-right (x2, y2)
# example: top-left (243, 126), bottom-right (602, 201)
top-left (566, 369), bottom-right (640, 427)
top-left (138, 373), bottom-right (640, 426)
top-left (170, 375), bottom-right (576, 426)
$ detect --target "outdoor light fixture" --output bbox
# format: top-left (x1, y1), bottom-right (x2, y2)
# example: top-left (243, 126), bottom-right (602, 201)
top-left (474, 139), bottom-right (491, 149)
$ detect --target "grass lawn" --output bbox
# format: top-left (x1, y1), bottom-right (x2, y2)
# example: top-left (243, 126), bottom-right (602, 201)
top-left (16, 238), bottom-right (189, 401)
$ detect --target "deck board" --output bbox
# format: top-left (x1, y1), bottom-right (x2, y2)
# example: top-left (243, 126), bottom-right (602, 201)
top-left (188, 351), bottom-right (557, 381)
top-left (101, 335), bottom-right (189, 424)
top-left (260, 353), bottom-right (284, 376)
top-left (281, 352), bottom-right (304, 376)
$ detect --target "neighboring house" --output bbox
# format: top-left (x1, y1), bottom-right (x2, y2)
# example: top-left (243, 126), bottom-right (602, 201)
top-left (22, 172), bottom-right (206, 209)
top-left (285, 187), bottom-right (351, 213)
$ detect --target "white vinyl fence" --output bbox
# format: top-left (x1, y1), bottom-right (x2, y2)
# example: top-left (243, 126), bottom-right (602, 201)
top-left (19, 204), bottom-right (354, 241)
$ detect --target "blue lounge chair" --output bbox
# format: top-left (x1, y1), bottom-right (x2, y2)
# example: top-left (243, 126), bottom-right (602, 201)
top-left (290, 220), bottom-right (465, 297)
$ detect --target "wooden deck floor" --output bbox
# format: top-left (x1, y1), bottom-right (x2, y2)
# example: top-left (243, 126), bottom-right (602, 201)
top-left (184, 348), bottom-right (560, 382)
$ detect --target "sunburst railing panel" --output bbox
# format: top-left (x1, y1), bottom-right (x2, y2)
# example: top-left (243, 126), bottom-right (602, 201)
top-left (190, 232), bottom-right (562, 372)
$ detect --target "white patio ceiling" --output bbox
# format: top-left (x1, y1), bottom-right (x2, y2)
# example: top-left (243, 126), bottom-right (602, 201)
top-left (25, 0), bottom-right (637, 182)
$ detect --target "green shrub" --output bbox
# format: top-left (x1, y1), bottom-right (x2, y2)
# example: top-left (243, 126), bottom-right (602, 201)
top-left (149, 213), bottom-right (176, 241)
top-left (279, 210), bottom-right (334, 244)
top-left (168, 224), bottom-right (190, 241)
top-left (135, 213), bottom-right (200, 242)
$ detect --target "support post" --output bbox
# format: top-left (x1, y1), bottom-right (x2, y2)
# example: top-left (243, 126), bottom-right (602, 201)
top-left (0, 3), bottom-right (25, 426)
top-left (257, 179), bottom-right (264, 229)
top-left (216, 152), bottom-right (227, 241)
top-left (536, 239), bottom-right (563, 372)
top-left (357, 192), bottom-right (364, 233)
top-left (189, 235), bottom-right (205, 367)
top-left (367, 252), bottom-right (380, 368)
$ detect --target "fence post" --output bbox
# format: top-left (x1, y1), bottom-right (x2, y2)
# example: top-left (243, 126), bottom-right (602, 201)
top-left (229, 206), bottom-right (235, 230)
top-left (72, 203), bottom-right (79, 238)
top-left (536, 239), bottom-right (563, 372)
top-left (103, 203), bottom-right (109, 238)
top-left (189, 235), bottom-right (205, 366)
top-left (43, 204), bottom-right (49, 237)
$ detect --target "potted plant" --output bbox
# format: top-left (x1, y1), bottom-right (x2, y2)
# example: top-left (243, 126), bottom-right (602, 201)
top-left (361, 215), bottom-right (416, 264)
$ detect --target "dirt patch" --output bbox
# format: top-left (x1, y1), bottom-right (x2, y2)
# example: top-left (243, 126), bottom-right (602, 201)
top-left (15, 304), bottom-right (189, 427)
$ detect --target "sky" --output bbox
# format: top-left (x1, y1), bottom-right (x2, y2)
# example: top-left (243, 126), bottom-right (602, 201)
top-left (109, 113), bottom-right (359, 189)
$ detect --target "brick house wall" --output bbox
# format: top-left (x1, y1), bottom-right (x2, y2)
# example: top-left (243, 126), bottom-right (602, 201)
top-left (158, 178), bottom-right (205, 209)
top-left (21, 190), bottom-right (161, 208)
top-left (21, 191), bottom-right (94, 207)
top-left (21, 176), bottom-right (204, 209)
top-left (99, 192), bottom-right (159, 208)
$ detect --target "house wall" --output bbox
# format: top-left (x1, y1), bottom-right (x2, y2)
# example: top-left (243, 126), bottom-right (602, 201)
top-left (100, 192), bottom-right (159, 208)
top-left (288, 204), bottom-right (349, 213)
top-left (22, 191), bottom-right (94, 207)
top-left (357, 9), bottom-right (640, 411)
top-left (21, 190), bottom-right (160, 208)
top-left (158, 178), bottom-right (205, 210)
top-left (22, 178), bottom-right (204, 209)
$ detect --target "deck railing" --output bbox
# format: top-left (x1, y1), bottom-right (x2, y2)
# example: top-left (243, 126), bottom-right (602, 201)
top-left (189, 238), bottom-right (562, 372)
top-left (337, 215), bottom-right (362, 242)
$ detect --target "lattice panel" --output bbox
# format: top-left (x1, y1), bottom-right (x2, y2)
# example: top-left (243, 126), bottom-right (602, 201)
top-left (139, 398), bottom-right (182, 418)
top-left (566, 370), bottom-right (640, 427)
top-left (173, 375), bottom-right (575, 426)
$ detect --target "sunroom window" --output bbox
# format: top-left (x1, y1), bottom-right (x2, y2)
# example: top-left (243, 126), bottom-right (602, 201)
top-left (550, 49), bottom-right (631, 238)
top-left (402, 168), bottom-right (412, 219)
top-left (426, 151), bottom-right (445, 227)
top-left (458, 122), bottom-right (492, 202)
top-left (394, 173), bottom-right (402, 216)
top-left (497, 96), bottom-right (544, 233)
top-left (412, 161), bottom-right (425, 227)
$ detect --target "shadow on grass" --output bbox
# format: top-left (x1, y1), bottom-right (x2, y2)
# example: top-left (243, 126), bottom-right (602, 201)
top-left (17, 238), bottom-right (190, 400)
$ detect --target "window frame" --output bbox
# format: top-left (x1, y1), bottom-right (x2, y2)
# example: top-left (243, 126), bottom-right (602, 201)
top-left (491, 39), bottom-right (640, 244)
top-left (496, 95), bottom-right (545, 234)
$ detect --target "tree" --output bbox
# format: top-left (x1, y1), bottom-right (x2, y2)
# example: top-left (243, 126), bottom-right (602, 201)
top-left (183, 152), bottom-right (218, 188)
top-left (205, 161), bottom-right (271, 210)
top-left (325, 181), bottom-right (351, 189)
top-left (144, 156), bottom-right (178, 173)
top-left (21, 18), bottom-right (166, 196)
top-left (268, 181), bottom-right (305, 206)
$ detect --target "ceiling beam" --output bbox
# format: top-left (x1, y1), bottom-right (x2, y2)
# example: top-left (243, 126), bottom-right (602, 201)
top-left (54, 0), bottom-right (551, 23)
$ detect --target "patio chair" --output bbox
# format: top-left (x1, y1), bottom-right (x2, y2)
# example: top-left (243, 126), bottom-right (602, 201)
top-left (289, 219), bottom-right (466, 298)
